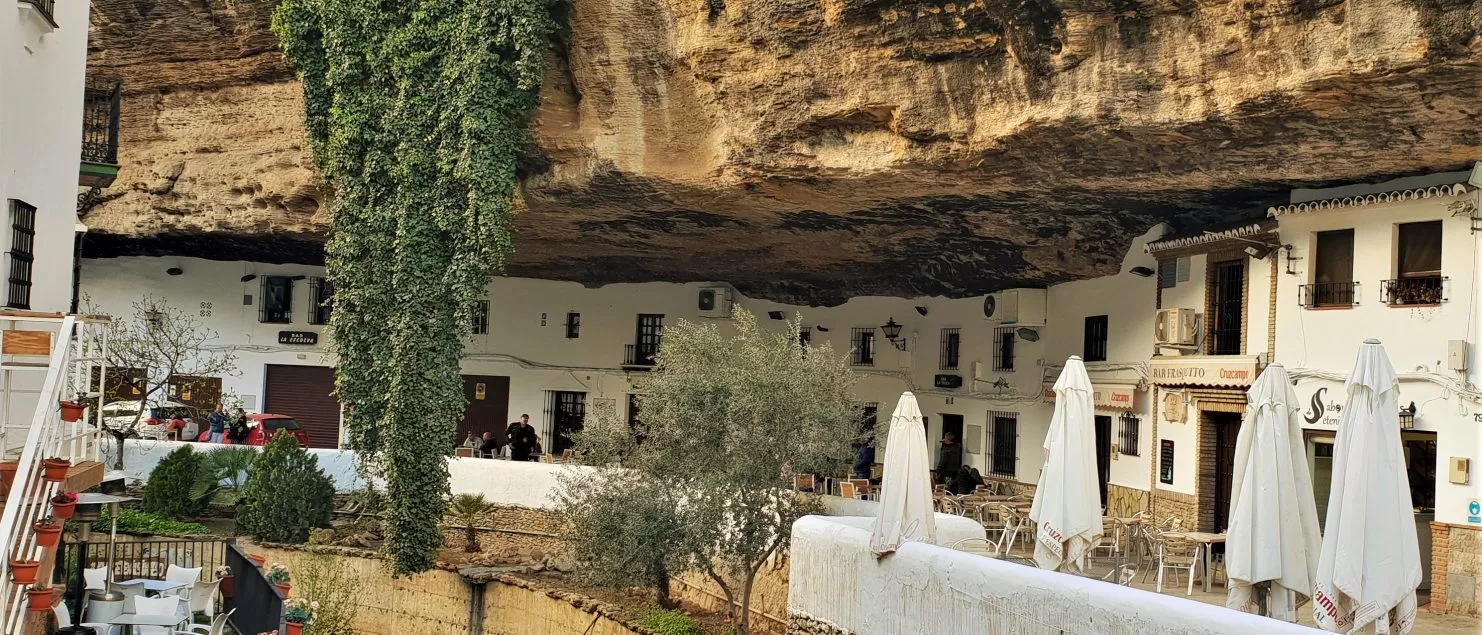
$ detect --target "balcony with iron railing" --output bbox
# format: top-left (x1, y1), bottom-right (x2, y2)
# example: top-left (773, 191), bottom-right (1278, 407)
top-left (18, 0), bottom-right (56, 28)
top-left (1298, 281), bottom-right (1360, 309)
top-left (1381, 276), bottom-right (1446, 307)
top-left (622, 344), bottom-right (658, 369)
top-left (79, 78), bottom-right (121, 189)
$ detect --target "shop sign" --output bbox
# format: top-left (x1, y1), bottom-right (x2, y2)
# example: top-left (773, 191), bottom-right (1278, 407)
top-left (934, 374), bottom-right (963, 389)
top-left (1468, 499), bottom-right (1481, 525)
top-left (1149, 356), bottom-right (1259, 387)
top-left (1301, 386), bottom-right (1344, 428)
top-left (278, 331), bottom-right (318, 346)
top-left (1043, 383), bottom-right (1137, 410)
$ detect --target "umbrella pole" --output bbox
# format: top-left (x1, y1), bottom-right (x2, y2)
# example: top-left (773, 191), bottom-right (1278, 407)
top-left (1257, 581), bottom-right (1269, 617)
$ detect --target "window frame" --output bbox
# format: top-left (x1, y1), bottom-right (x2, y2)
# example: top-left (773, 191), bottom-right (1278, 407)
top-left (851, 328), bottom-right (875, 366)
top-left (992, 326), bottom-right (1016, 372)
top-left (307, 277), bottom-right (334, 325)
top-left (939, 327), bottom-right (960, 370)
top-left (1396, 220), bottom-right (1442, 279)
top-left (1303, 228), bottom-right (1358, 308)
top-left (258, 276), bottom-right (294, 324)
top-left (6, 200), bottom-right (36, 310)
top-left (565, 312), bottom-right (581, 339)
top-left (1118, 412), bottom-right (1140, 456)
top-left (987, 411), bottom-right (1018, 478)
top-left (470, 300), bottom-right (490, 335)
top-left (1083, 315), bottom-right (1109, 362)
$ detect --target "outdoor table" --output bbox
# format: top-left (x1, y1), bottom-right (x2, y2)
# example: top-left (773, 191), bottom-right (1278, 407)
top-left (116, 578), bottom-right (188, 596)
top-left (109, 611), bottom-right (188, 635)
top-left (1165, 531), bottom-right (1226, 593)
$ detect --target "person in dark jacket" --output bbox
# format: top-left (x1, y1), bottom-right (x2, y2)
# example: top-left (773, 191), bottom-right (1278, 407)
top-left (852, 439), bottom-right (876, 480)
top-left (935, 432), bottom-right (963, 485)
top-left (477, 431), bottom-right (504, 458)
top-left (948, 464), bottom-right (985, 495)
top-left (506, 414), bottom-right (539, 461)
top-left (207, 404), bottom-right (228, 444)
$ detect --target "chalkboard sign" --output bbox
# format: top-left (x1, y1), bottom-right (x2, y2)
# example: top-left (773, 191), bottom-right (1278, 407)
top-left (1159, 439), bottom-right (1175, 484)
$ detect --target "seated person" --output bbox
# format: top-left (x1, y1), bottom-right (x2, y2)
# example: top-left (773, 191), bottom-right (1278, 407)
top-left (947, 464), bottom-right (985, 496)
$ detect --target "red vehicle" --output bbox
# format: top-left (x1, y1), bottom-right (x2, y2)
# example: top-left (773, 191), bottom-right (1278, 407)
top-left (198, 413), bottom-right (309, 447)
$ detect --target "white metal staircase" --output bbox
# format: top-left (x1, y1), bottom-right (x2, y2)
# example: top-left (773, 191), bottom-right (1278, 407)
top-left (0, 313), bottom-right (109, 633)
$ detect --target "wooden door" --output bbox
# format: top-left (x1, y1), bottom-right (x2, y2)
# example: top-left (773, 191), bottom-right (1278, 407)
top-left (1095, 415), bottom-right (1113, 507)
top-left (636, 314), bottom-right (664, 363)
top-left (1212, 412), bottom-right (1242, 532)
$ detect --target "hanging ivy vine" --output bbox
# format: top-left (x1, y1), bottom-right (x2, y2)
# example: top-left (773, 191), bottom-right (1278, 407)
top-left (272, 0), bottom-right (556, 575)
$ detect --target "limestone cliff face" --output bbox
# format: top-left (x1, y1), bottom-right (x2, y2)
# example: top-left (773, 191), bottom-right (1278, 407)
top-left (83, 0), bottom-right (1482, 304)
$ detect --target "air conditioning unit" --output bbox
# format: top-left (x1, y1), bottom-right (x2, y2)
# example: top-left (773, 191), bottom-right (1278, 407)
top-left (982, 289), bottom-right (1047, 325)
top-left (1155, 308), bottom-right (1197, 346)
top-left (697, 286), bottom-right (733, 318)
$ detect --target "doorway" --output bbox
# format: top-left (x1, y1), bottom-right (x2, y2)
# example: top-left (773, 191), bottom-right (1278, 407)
top-left (1210, 411), bottom-right (1242, 532)
top-left (1094, 415), bottom-right (1112, 508)
top-left (547, 390), bottom-right (587, 455)
top-left (456, 375), bottom-right (509, 447)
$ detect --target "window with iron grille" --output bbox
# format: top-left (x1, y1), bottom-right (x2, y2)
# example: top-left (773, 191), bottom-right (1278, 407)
top-left (1207, 259), bottom-right (1245, 355)
top-left (987, 412), bottom-right (1017, 477)
top-left (1118, 412), bottom-right (1140, 456)
top-left (851, 328), bottom-right (875, 366)
top-left (258, 276), bottom-right (293, 324)
top-left (1157, 258), bottom-right (1178, 289)
top-left (799, 326), bottom-right (811, 347)
top-left (992, 326), bottom-right (1016, 371)
top-left (565, 312), bottom-right (580, 338)
top-left (470, 300), bottom-right (490, 335)
top-left (307, 277), bottom-right (334, 325)
top-left (939, 328), bottom-right (960, 370)
top-left (6, 201), bottom-right (35, 310)
top-left (1083, 315), bottom-right (1108, 362)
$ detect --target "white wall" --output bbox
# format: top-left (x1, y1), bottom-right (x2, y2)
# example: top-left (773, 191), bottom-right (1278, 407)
top-left (788, 515), bottom-right (1323, 635)
top-left (108, 439), bottom-right (369, 491)
top-left (1, 1), bottom-right (88, 313)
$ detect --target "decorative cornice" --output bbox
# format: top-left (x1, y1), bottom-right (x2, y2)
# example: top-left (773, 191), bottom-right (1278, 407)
top-left (1267, 183), bottom-right (1471, 218)
top-left (1145, 220), bottom-right (1277, 255)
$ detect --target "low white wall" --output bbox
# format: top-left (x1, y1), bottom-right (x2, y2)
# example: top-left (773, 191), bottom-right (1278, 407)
top-left (108, 439), bottom-right (369, 491)
top-left (818, 496), bottom-right (985, 547)
top-left (788, 516), bottom-right (1324, 635)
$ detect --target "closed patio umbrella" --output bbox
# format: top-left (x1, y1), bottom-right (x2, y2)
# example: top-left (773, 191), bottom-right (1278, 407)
top-left (1313, 339), bottom-right (1422, 634)
top-left (1029, 356), bottom-right (1101, 572)
top-left (1226, 363), bottom-right (1321, 621)
top-left (870, 392), bottom-right (936, 558)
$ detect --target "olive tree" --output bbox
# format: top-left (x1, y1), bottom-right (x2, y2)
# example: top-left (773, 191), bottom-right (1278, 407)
top-left (561, 308), bottom-right (858, 633)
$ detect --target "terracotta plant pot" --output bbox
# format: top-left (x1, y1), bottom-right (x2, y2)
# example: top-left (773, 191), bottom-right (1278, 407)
top-left (0, 461), bottom-right (18, 498)
top-left (25, 587), bottom-right (51, 611)
top-left (59, 401), bottom-right (86, 423)
top-left (275, 582), bottom-right (291, 596)
top-left (41, 458), bottom-right (70, 483)
top-left (285, 621), bottom-right (304, 635)
top-left (8, 560), bottom-right (40, 585)
top-left (50, 499), bottom-right (76, 520)
top-left (248, 554), bottom-right (267, 567)
top-left (219, 575), bottom-right (234, 598)
top-left (32, 522), bottom-right (62, 548)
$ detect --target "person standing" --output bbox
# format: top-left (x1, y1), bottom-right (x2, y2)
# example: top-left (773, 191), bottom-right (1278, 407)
top-left (208, 404), bottom-right (228, 444)
top-left (227, 407), bottom-right (248, 444)
top-left (853, 438), bottom-right (876, 480)
top-left (935, 432), bottom-right (963, 485)
top-left (506, 414), bottom-right (539, 462)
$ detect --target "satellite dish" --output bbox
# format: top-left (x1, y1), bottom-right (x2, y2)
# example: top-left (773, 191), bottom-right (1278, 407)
top-left (1016, 327), bottom-right (1040, 342)
top-left (983, 295), bottom-right (997, 318)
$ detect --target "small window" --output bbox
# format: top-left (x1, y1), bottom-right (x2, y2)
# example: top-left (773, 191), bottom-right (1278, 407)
top-left (1306, 229), bottom-right (1356, 307)
top-left (1157, 259), bottom-right (1177, 289)
top-left (939, 328), bottom-right (960, 370)
top-left (992, 326), bottom-right (1016, 372)
top-left (1083, 315), bottom-right (1108, 362)
top-left (470, 300), bottom-right (490, 335)
top-left (988, 412), bottom-right (1017, 477)
top-left (308, 277), bottom-right (334, 325)
top-left (565, 312), bottom-right (580, 339)
top-left (1397, 221), bottom-right (1442, 278)
top-left (6, 200), bottom-right (36, 310)
top-left (259, 276), bottom-right (293, 324)
top-left (851, 328), bottom-right (875, 366)
top-left (1118, 412), bottom-right (1140, 456)
top-left (799, 326), bottom-right (811, 347)
top-left (1160, 439), bottom-right (1175, 484)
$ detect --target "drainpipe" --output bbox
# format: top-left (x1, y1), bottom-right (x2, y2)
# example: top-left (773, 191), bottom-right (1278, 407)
top-left (467, 579), bottom-right (486, 635)
top-left (70, 222), bottom-right (87, 314)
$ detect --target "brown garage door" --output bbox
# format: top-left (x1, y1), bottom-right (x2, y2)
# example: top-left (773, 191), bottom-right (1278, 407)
top-left (263, 365), bottom-right (341, 449)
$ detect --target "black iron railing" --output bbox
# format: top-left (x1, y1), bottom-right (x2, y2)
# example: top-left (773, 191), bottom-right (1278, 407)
top-left (82, 78), bottom-right (122, 165)
top-left (54, 537), bottom-right (234, 626)
top-left (226, 543), bottom-right (284, 635)
top-left (1299, 282), bottom-right (1359, 308)
top-left (20, 0), bottom-right (56, 27)
top-left (623, 344), bottom-right (657, 367)
top-left (1381, 276), bottom-right (1445, 306)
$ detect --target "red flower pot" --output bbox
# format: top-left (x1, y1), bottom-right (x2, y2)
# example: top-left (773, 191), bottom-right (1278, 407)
top-left (9, 560), bottom-right (40, 585)
top-left (32, 523), bottom-right (62, 548)
top-left (25, 587), bottom-right (52, 611)
top-left (219, 575), bottom-right (234, 598)
top-left (59, 401), bottom-right (86, 423)
top-left (248, 554), bottom-right (267, 567)
top-left (285, 622), bottom-right (304, 635)
top-left (51, 499), bottom-right (75, 520)
top-left (275, 582), bottom-right (291, 596)
top-left (41, 459), bottom-right (70, 483)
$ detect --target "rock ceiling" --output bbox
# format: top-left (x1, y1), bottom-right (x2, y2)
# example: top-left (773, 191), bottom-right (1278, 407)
top-left (81, 0), bottom-right (1482, 305)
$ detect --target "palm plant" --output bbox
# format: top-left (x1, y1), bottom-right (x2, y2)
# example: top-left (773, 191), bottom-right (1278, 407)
top-left (447, 494), bottom-right (495, 552)
top-left (190, 447), bottom-right (257, 506)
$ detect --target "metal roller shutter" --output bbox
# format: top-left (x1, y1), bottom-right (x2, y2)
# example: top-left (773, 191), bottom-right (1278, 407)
top-left (263, 364), bottom-right (341, 449)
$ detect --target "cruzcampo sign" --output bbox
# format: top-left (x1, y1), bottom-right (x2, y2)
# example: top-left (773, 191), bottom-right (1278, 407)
top-left (1149, 356), bottom-right (1259, 388)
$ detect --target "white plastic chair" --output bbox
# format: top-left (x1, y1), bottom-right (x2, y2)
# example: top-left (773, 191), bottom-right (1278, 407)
top-left (133, 595), bottom-right (185, 635)
top-left (163, 565), bottom-right (203, 600)
top-left (83, 567), bottom-right (109, 590)
top-left (54, 602), bottom-right (117, 635)
top-left (950, 537), bottom-right (1001, 558)
top-left (111, 580), bottom-right (146, 613)
top-left (187, 579), bottom-right (221, 618)
top-left (176, 608), bottom-right (233, 635)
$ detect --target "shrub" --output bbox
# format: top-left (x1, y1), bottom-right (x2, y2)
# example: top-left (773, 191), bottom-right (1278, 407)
top-left (142, 446), bottom-right (211, 519)
top-left (640, 607), bottom-right (702, 635)
top-left (298, 549), bottom-right (358, 635)
top-left (238, 431), bottom-right (335, 543)
top-left (90, 509), bottom-right (209, 535)
top-left (446, 494), bottom-right (494, 552)
top-left (203, 447), bottom-right (258, 505)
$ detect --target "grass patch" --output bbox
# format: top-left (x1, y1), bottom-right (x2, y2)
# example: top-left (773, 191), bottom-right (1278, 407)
top-left (640, 607), bottom-right (703, 635)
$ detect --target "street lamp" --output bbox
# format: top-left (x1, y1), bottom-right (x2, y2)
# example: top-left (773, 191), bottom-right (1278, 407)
top-left (880, 318), bottom-right (907, 351)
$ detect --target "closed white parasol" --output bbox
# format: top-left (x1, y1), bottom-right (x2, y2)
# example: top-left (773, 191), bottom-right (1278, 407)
top-left (870, 391), bottom-right (937, 558)
top-left (1225, 363), bottom-right (1322, 621)
top-left (1029, 356), bottom-right (1102, 572)
top-left (1313, 339), bottom-right (1422, 634)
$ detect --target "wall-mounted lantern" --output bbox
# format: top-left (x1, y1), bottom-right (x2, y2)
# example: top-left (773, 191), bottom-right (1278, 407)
top-left (880, 317), bottom-right (907, 351)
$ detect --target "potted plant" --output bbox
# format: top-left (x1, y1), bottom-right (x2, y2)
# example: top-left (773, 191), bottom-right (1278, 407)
top-left (41, 457), bottom-right (71, 483)
top-left (216, 565), bottom-right (234, 598)
top-left (8, 559), bottom-right (40, 585)
top-left (266, 562), bottom-right (291, 595)
top-left (32, 517), bottom-right (62, 548)
top-left (50, 491), bottom-right (77, 520)
top-left (248, 553), bottom-right (267, 567)
top-left (59, 400), bottom-right (86, 423)
top-left (25, 584), bottom-right (52, 611)
top-left (282, 598), bottom-right (315, 635)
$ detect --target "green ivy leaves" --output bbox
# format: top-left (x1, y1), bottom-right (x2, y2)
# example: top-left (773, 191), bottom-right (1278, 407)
top-left (273, 0), bottom-right (556, 575)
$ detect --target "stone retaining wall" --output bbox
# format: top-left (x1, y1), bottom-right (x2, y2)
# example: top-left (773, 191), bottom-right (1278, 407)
top-left (1431, 522), bottom-right (1482, 616)
top-left (786, 612), bottom-right (852, 635)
